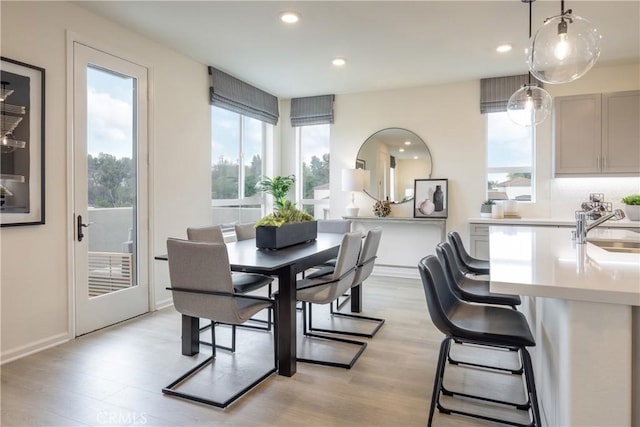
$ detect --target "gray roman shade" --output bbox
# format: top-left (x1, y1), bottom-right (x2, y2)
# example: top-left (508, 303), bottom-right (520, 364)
top-left (209, 66), bottom-right (279, 125)
top-left (480, 74), bottom-right (544, 114)
top-left (290, 94), bottom-right (335, 127)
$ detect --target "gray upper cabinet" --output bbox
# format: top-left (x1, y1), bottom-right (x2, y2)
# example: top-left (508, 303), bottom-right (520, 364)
top-left (553, 90), bottom-right (640, 176)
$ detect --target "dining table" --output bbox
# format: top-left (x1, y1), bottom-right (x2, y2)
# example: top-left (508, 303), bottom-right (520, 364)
top-left (156, 232), bottom-right (347, 377)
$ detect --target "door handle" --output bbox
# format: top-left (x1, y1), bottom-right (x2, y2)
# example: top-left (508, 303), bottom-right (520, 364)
top-left (77, 214), bottom-right (90, 242)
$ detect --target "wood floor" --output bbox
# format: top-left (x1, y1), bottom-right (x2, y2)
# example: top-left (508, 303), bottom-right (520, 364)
top-left (1, 275), bottom-right (533, 426)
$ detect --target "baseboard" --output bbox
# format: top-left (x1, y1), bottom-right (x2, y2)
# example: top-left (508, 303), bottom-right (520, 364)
top-left (373, 264), bottom-right (419, 279)
top-left (155, 297), bottom-right (174, 311)
top-left (1, 332), bottom-right (71, 365)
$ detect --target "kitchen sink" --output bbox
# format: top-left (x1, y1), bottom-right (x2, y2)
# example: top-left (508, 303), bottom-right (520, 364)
top-left (588, 239), bottom-right (640, 254)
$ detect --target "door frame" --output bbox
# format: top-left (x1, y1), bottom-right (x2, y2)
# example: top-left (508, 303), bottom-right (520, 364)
top-left (66, 32), bottom-right (156, 338)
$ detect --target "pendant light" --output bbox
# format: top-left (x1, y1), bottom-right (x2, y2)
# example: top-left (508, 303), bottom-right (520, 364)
top-left (0, 81), bottom-right (27, 154)
top-left (527, 0), bottom-right (601, 84)
top-left (507, 0), bottom-right (552, 127)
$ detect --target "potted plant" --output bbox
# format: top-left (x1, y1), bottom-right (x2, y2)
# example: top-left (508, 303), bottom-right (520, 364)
top-left (480, 200), bottom-right (494, 218)
top-left (621, 194), bottom-right (640, 221)
top-left (254, 175), bottom-right (317, 249)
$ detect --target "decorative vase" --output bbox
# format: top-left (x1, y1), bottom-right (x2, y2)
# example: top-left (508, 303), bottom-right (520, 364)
top-left (433, 185), bottom-right (444, 212)
top-left (480, 204), bottom-right (492, 218)
top-left (418, 199), bottom-right (435, 215)
top-left (373, 200), bottom-right (391, 217)
top-left (624, 204), bottom-right (640, 221)
top-left (491, 202), bottom-right (504, 219)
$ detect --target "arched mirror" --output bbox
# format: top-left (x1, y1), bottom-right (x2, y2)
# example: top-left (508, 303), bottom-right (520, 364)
top-left (356, 128), bottom-right (432, 204)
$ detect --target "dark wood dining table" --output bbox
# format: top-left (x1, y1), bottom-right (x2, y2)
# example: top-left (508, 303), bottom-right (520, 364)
top-left (156, 232), bottom-right (357, 377)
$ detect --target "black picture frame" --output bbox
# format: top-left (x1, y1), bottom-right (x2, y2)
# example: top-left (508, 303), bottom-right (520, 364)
top-left (414, 179), bottom-right (448, 218)
top-left (1, 57), bottom-right (45, 226)
top-left (355, 158), bottom-right (366, 170)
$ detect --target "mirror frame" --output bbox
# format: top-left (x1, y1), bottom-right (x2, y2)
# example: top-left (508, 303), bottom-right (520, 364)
top-left (356, 127), bottom-right (432, 204)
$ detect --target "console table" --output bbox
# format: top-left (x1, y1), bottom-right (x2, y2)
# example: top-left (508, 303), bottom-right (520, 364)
top-left (343, 216), bottom-right (446, 277)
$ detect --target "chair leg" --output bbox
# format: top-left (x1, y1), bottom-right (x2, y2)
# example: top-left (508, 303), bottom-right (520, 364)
top-left (297, 302), bottom-right (367, 369)
top-left (163, 323), bottom-right (276, 409)
top-left (428, 337), bottom-right (451, 427)
top-left (307, 298), bottom-right (385, 338)
top-left (433, 339), bottom-right (540, 427)
top-left (522, 348), bottom-right (542, 426)
top-left (199, 322), bottom-right (236, 352)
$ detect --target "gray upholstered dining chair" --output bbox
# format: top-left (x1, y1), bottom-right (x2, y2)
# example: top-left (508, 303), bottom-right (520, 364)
top-left (234, 222), bottom-right (256, 241)
top-left (187, 225), bottom-right (273, 336)
top-left (307, 227), bottom-right (385, 338)
top-left (304, 219), bottom-right (352, 304)
top-left (163, 238), bottom-right (277, 408)
top-left (187, 225), bottom-right (225, 243)
top-left (295, 231), bottom-right (367, 369)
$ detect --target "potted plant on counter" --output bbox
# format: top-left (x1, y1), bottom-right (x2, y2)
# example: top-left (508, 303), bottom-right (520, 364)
top-left (621, 194), bottom-right (640, 221)
top-left (480, 200), bottom-right (494, 218)
top-left (254, 175), bottom-right (317, 249)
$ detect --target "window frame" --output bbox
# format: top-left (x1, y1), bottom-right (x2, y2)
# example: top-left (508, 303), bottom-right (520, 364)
top-left (211, 106), bottom-right (271, 215)
top-left (296, 124), bottom-right (331, 218)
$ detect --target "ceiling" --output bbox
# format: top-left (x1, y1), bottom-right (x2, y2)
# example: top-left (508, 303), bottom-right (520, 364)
top-left (75, 1), bottom-right (640, 99)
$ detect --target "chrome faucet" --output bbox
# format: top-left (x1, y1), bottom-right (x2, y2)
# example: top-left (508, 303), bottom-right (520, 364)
top-left (574, 208), bottom-right (626, 244)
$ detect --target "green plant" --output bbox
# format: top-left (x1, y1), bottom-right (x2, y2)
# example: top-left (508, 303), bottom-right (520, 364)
top-left (482, 199), bottom-right (496, 206)
top-left (255, 175), bottom-right (313, 227)
top-left (255, 175), bottom-right (296, 211)
top-left (622, 194), bottom-right (640, 205)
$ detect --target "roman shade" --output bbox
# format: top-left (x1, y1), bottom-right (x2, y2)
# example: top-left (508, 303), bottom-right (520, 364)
top-left (480, 74), bottom-right (544, 114)
top-left (209, 66), bottom-right (279, 125)
top-left (290, 94), bottom-right (335, 127)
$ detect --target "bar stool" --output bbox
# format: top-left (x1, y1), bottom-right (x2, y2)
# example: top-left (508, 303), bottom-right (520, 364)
top-left (418, 255), bottom-right (540, 427)
top-left (448, 231), bottom-right (490, 275)
top-left (436, 241), bottom-right (520, 308)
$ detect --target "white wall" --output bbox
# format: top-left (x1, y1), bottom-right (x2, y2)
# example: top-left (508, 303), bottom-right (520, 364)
top-left (0, 1), bottom-right (211, 362)
top-left (293, 62), bottom-right (640, 235)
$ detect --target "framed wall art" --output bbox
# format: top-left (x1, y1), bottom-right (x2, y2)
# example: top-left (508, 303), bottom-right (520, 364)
top-left (414, 178), bottom-right (448, 218)
top-left (1, 57), bottom-right (45, 226)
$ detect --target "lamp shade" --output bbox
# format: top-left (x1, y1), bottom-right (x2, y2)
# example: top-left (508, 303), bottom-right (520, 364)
top-left (342, 168), bottom-right (368, 192)
top-left (507, 84), bottom-right (553, 126)
top-left (528, 13), bottom-right (601, 84)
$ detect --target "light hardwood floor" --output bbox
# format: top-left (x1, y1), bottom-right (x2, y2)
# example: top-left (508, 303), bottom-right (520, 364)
top-left (1, 275), bottom-right (534, 426)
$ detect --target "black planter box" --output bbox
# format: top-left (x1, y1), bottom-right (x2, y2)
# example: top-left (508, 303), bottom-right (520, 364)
top-left (255, 221), bottom-right (318, 250)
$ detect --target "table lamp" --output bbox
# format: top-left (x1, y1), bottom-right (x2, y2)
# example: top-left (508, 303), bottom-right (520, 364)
top-left (342, 168), bottom-right (369, 216)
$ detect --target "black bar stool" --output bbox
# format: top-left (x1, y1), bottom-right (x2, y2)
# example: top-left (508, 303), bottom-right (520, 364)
top-left (418, 255), bottom-right (540, 427)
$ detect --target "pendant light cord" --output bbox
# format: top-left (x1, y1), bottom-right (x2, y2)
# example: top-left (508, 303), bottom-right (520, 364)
top-left (528, 1), bottom-right (533, 87)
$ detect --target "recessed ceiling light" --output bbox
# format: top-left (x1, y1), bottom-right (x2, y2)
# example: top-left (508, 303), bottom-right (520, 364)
top-left (332, 57), bottom-right (347, 66)
top-left (404, 141), bottom-right (411, 146)
top-left (413, 156), bottom-right (419, 160)
top-left (399, 148), bottom-right (405, 152)
top-left (496, 44), bottom-right (513, 53)
top-left (280, 11), bottom-right (300, 24)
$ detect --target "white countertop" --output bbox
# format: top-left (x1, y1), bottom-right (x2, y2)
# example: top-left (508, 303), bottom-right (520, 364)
top-left (489, 226), bottom-right (640, 306)
top-left (469, 217), bottom-right (640, 228)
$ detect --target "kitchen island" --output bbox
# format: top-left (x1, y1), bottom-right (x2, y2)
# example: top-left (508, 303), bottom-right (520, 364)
top-left (488, 226), bottom-right (640, 427)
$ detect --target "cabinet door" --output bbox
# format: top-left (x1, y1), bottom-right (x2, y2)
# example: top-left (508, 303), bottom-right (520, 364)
top-left (553, 94), bottom-right (602, 176)
top-left (602, 90), bottom-right (640, 174)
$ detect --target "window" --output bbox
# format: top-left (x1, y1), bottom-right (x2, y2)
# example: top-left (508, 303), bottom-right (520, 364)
top-left (486, 112), bottom-right (535, 201)
top-left (211, 106), bottom-right (271, 224)
top-left (297, 124), bottom-right (330, 218)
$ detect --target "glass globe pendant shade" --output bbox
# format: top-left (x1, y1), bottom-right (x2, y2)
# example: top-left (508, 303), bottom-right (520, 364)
top-left (528, 13), bottom-right (601, 84)
top-left (507, 84), bottom-right (553, 127)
